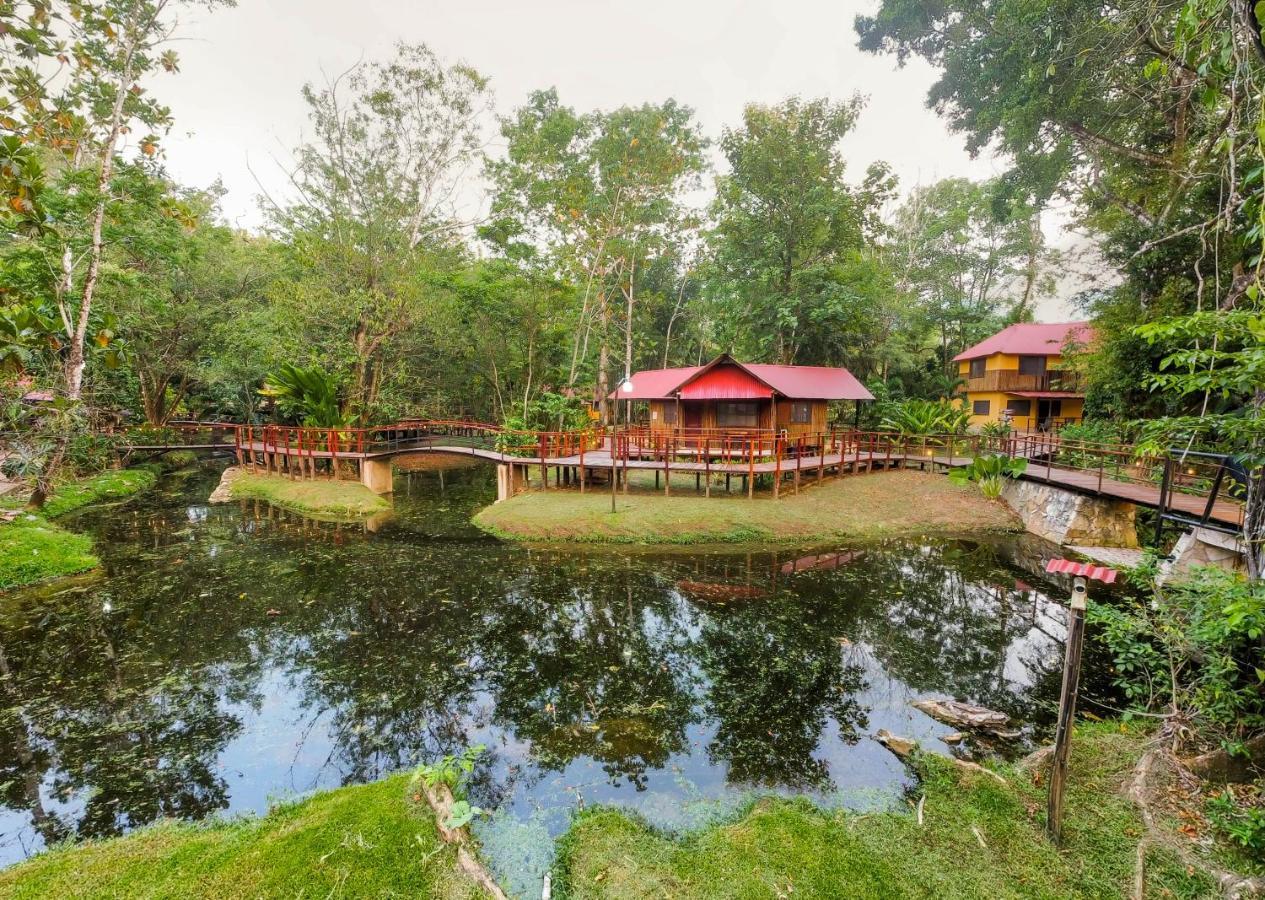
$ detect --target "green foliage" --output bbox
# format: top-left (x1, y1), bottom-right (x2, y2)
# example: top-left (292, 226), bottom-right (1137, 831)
top-left (413, 744), bottom-right (487, 829)
top-left (1207, 790), bottom-right (1265, 858)
top-left (880, 398), bottom-right (970, 435)
top-left (0, 514), bottom-right (98, 589)
top-left (1088, 566), bottom-right (1265, 739)
top-left (259, 363), bottom-right (349, 428)
top-left (947, 454), bottom-right (1028, 498)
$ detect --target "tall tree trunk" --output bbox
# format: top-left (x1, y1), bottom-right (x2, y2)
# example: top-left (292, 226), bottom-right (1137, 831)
top-left (596, 292), bottom-right (611, 424)
top-left (64, 30), bottom-right (141, 401)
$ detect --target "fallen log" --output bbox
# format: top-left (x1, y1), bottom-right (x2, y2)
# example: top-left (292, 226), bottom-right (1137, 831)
top-left (912, 699), bottom-right (1013, 735)
top-left (418, 779), bottom-right (509, 900)
top-left (875, 729), bottom-right (916, 758)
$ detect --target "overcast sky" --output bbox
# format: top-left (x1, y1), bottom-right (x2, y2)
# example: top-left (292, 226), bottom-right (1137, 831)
top-left (155, 0), bottom-right (1086, 318)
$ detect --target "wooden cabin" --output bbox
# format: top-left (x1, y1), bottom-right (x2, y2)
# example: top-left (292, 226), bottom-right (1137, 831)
top-left (614, 354), bottom-right (873, 440)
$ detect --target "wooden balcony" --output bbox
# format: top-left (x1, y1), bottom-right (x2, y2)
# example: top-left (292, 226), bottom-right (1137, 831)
top-left (965, 369), bottom-right (1085, 394)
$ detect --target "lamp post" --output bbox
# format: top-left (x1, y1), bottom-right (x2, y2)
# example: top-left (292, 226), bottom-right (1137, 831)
top-left (613, 377), bottom-right (634, 512)
top-left (1043, 558), bottom-right (1118, 845)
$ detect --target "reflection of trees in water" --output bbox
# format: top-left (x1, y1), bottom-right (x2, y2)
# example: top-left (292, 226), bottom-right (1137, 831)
top-left (848, 539), bottom-right (1064, 717)
top-left (481, 555), bottom-right (699, 791)
top-left (696, 595), bottom-right (869, 792)
top-left (0, 466), bottom-right (1077, 857)
top-left (0, 571), bottom-right (263, 851)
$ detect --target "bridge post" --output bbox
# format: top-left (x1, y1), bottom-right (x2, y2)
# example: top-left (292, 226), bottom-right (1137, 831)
top-left (360, 458), bottom-right (394, 495)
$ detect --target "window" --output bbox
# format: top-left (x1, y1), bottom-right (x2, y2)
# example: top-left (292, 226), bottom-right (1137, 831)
top-left (661, 403), bottom-right (677, 424)
top-left (1018, 355), bottom-right (1047, 376)
top-left (1007, 399), bottom-right (1032, 417)
top-left (790, 401), bottom-right (812, 424)
top-left (716, 401), bottom-right (759, 428)
top-left (972, 399), bottom-right (990, 416)
top-left (969, 358), bottom-right (986, 379)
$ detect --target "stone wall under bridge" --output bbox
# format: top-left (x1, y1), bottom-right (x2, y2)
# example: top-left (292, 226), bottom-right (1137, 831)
top-left (1001, 479), bottom-right (1140, 548)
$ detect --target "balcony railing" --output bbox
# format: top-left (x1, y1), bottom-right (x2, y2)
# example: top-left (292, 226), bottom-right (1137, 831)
top-left (965, 369), bottom-right (1084, 393)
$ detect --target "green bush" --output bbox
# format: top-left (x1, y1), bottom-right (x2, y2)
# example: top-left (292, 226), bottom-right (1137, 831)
top-left (947, 454), bottom-right (1027, 498)
top-left (1088, 564), bottom-right (1265, 741)
top-left (880, 399), bottom-right (970, 436)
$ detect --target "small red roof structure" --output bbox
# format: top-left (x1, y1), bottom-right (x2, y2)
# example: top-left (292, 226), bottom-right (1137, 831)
top-left (953, 321), bottom-right (1093, 362)
top-left (615, 354), bottom-right (873, 401)
top-left (1045, 558), bottom-right (1118, 584)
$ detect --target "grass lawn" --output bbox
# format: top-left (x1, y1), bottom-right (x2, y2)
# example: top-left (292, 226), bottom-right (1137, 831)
top-left (0, 467), bottom-right (159, 590)
top-left (227, 470), bottom-right (392, 521)
top-left (2, 725), bottom-right (1229, 899)
top-left (474, 470), bottom-right (1019, 544)
top-left (557, 723), bottom-right (1216, 899)
top-left (0, 774), bottom-right (488, 899)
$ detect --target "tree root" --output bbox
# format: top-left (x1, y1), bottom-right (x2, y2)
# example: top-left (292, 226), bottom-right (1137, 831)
top-left (1128, 746), bottom-right (1265, 899)
top-left (418, 780), bottom-right (509, 900)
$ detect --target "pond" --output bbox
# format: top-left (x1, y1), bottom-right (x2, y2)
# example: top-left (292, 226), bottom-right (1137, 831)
top-left (0, 460), bottom-right (1086, 892)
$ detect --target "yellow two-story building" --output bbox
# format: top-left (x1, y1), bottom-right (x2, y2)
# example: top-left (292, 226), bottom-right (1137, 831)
top-left (955, 321), bottom-right (1092, 432)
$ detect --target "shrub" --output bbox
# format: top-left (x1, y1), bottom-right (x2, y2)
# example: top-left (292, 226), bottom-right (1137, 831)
top-left (947, 454), bottom-right (1027, 498)
top-left (880, 399), bottom-right (970, 436)
top-left (1088, 564), bottom-right (1265, 742)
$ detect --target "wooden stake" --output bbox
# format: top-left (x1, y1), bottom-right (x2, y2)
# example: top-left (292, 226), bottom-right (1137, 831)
top-left (1048, 575), bottom-right (1088, 845)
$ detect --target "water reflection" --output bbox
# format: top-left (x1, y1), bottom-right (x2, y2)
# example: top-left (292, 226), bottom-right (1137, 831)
top-left (0, 462), bottom-right (1075, 868)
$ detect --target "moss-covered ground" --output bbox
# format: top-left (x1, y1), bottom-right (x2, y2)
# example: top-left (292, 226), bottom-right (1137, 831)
top-left (474, 469), bottom-right (1019, 545)
top-left (557, 723), bottom-right (1216, 899)
top-left (0, 724), bottom-right (1231, 899)
top-left (0, 467), bottom-right (159, 590)
top-left (227, 470), bottom-right (392, 521)
top-left (0, 774), bottom-right (487, 899)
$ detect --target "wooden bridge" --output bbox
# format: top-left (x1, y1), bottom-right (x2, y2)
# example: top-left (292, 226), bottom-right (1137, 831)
top-left (116, 420), bottom-right (1246, 535)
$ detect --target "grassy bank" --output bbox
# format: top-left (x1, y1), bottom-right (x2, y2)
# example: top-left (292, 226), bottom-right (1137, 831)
top-left (558, 724), bottom-right (1215, 899)
top-left (225, 469), bottom-right (392, 521)
top-left (474, 470), bottom-right (1019, 545)
top-left (0, 725), bottom-right (1231, 898)
top-left (0, 774), bottom-right (487, 899)
top-left (0, 467), bottom-right (159, 590)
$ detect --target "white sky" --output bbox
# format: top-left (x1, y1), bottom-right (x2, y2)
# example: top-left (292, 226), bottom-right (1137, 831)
top-left (155, 0), bottom-right (1085, 318)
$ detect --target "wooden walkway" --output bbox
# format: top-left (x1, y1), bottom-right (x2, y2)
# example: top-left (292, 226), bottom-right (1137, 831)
top-left (117, 423), bottom-right (1246, 531)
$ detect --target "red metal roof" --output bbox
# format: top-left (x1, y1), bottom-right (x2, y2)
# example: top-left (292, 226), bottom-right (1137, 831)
top-left (616, 366), bottom-right (702, 400)
top-left (744, 364), bottom-right (873, 400)
top-left (615, 355), bottom-right (874, 401)
top-left (1045, 558), bottom-right (1118, 583)
top-left (953, 321), bottom-right (1093, 362)
top-left (679, 366), bottom-right (773, 400)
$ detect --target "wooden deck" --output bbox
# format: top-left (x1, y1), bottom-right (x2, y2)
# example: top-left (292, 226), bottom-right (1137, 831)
top-left (118, 423), bottom-right (1246, 531)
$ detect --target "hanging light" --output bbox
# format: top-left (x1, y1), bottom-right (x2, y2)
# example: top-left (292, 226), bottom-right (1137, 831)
top-left (620, 376), bottom-right (635, 394)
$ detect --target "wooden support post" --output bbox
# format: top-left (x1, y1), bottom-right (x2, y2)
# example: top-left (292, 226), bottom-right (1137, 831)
top-left (818, 432), bottom-right (825, 483)
top-left (664, 436), bottom-right (671, 496)
top-left (705, 438), bottom-right (711, 498)
top-left (1048, 575), bottom-right (1088, 846)
top-left (795, 437), bottom-right (802, 494)
top-left (579, 440), bottom-right (585, 494)
top-left (539, 435), bottom-right (548, 490)
top-left (773, 438), bottom-right (781, 500)
top-left (748, 438), bottom-right (755, 499)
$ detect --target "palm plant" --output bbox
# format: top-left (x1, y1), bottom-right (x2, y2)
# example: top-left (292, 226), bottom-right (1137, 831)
top-left (948, 454), bottom-right (1028, 499)
top-left (880, 399), bottom-right (970, 436)
top-left (259, 363), bottom-right (350, 428)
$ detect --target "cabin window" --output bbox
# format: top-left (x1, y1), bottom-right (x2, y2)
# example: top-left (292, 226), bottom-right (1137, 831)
top-left (789, 401), bottom-right (812, 424)
top-left (661, 403), bottom-right (677, 424)
top-left (969, 358), bottom-right (986, 379)
top-left (716, 401), bottom-right (759, 428)
top-left (1007, 399), bottom-right (1032, 416)
top-left (972, 400), bottom-right (990, 416)
top-left (1018, 355), bottom-right (1047, 376)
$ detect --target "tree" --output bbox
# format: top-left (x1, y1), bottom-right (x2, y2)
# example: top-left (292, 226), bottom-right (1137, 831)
top-left (888, 178), bottom-right (1053, 373)
top-left (267, 42), bottom-right (491, 423)
top-left (488, 90), bottom-right (705, 421)
top-left (706, 96), bottom-right (870, 364)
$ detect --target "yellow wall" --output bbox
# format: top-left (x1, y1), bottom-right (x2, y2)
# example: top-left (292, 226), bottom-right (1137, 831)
top-left (958, 352), bottom-right (1066, 377)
